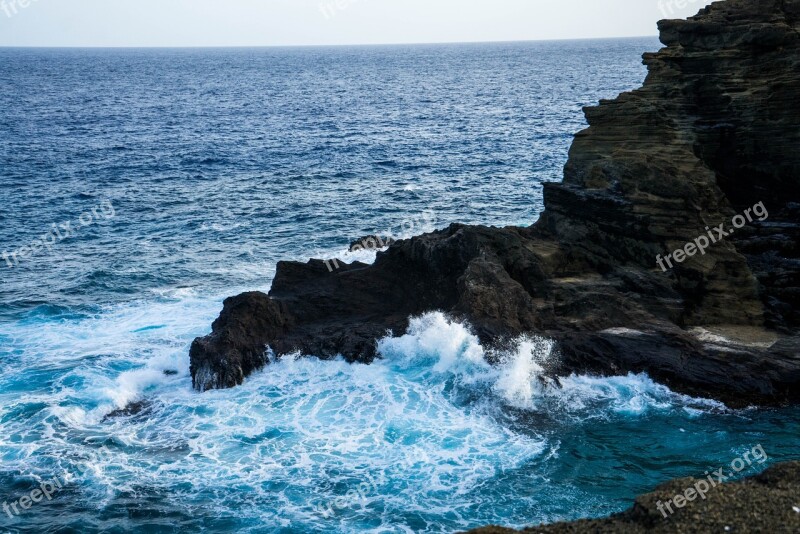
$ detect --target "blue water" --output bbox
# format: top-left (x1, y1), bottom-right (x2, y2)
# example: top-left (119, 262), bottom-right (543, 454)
top-left (0, 40), bottom-right (798, 533)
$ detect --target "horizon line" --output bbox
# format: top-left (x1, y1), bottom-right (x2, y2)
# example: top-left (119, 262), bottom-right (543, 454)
top-left (0, 34), bottom-right (660, 50)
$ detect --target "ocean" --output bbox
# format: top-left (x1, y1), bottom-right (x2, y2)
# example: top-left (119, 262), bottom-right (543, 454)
top-left (1, 39), bottom-right (798, 533)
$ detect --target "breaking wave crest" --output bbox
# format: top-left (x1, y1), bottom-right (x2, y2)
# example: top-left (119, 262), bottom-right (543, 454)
top-left (377, 312), bottom-right (721, 416)
top-left (0, 306), bottom-right (768, 533)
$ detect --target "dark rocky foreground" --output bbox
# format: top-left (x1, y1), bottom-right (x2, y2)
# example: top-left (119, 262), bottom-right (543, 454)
top-left (464, 461), bottom-right (800, 534)
top-left (190, 0), bottom-right (800, 407)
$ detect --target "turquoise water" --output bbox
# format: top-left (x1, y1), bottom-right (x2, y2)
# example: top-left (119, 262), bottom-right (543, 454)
top-left (0, 41), bottom-right (798, 533)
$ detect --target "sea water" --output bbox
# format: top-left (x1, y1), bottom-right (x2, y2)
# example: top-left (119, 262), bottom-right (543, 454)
top-left (1, 40), bottom-right (798, 533)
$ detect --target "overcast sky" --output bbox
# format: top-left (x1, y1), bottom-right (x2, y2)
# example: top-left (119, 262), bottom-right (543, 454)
top-left (0, 0), bottom-right (708, 47)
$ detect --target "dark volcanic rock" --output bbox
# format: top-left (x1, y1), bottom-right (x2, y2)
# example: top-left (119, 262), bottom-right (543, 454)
top-left (464, 461), bottom-right (800, 533)
top-left (102, 400), bottom-right (152, 421)
top-left (190, 0), bottom-right (800, 405)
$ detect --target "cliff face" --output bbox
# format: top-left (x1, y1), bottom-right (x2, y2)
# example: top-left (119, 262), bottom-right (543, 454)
top-left (190, 0), bottom-right (800, 407)
top-left (548, 0), bottom-right (800, 331)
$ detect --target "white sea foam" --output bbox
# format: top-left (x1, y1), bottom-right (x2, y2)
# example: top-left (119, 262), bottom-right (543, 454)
top-left (378, 311), bottom-right (487, 373)
top-left (376, 312), bottom-right (710, 416)
top-left (0, 303), bottom-right (726, 531)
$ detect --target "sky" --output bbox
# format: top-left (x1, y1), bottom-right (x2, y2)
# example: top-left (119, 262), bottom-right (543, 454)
top-left (0, 0), bottom-right (709, 47)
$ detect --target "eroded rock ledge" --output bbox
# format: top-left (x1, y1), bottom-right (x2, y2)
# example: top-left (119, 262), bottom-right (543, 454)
top-left (190, 0), bottom-right (800, 407)
top-left (464, 461), bottom-right (800, 533)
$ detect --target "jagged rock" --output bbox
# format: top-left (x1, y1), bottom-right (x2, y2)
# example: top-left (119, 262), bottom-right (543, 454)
top-left (464, 461), bottom-right (800, 533)
top-left (190, 0), bottom-right (800, 406)
top-left (102, 400), bottom-right (151, 421)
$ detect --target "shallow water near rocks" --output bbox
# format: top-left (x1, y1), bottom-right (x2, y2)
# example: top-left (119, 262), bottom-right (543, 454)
top-left (1, 41), bottom-right (798, 533)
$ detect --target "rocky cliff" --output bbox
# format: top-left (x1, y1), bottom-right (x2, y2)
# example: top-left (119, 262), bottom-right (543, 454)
top-left (190, 0), bottom-right (800, 407)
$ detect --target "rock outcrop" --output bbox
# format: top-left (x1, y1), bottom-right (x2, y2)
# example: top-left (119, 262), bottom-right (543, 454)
top-left (464, 461), bottom-right (800, 533)
top-left (190, 0), bottom-right (800, 407)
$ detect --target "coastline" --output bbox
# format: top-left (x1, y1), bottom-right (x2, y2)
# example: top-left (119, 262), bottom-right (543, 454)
top-left (465, 461), bottom-right (800, 533)
top-left (190, 0), bottom-right (800, 408)
top-left (184, 0), bottom-right (800, 531)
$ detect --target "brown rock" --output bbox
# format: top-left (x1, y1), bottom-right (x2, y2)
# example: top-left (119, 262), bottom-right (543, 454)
top-left (462, 461), bottom-right (800, 534)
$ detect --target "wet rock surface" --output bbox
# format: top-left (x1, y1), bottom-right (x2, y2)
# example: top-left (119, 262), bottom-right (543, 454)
top-left (464, 461), bottom-right (800, 534)
top-left (190, 0), bottom-right (800, 407)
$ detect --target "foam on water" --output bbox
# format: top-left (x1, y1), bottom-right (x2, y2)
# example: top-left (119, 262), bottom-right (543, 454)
top-left (2, 42), bottom-right (798, 533)
top-left (1, 304), bottom-right (546, 530)
top-left (378, 313), bottom-right (555, 410)
top-left (376, 313), bottom-right (709, 416)
top-left (1, 299), bottom-right (798, 533)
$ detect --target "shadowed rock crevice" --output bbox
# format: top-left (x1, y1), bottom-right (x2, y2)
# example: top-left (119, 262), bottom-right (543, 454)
top-left (190, 0), bottom-right (800, 406)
